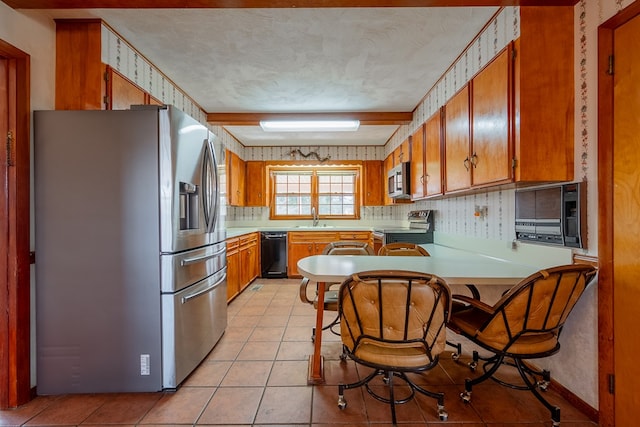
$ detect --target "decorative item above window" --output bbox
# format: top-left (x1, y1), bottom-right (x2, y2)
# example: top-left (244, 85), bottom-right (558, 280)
top-left (288, 148), bottom-right (331, 163)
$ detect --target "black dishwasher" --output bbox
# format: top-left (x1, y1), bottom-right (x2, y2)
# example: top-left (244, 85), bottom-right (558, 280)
top-left (260, 231), bottom-right (288, 278)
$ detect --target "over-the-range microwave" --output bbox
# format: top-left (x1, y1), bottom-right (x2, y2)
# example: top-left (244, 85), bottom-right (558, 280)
top-left (515, 182), bottom-right (587, 248)
top-left (388, 162), bottom-right (411, 199)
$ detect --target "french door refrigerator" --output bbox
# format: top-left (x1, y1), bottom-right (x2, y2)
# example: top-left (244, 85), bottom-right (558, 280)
top-left (34, 106), bottom-right (227, 394)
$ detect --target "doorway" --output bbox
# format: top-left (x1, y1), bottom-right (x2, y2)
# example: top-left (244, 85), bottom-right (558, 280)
top-left (0, 39), bottom-right (31, 409)
top-left (598, 3), bottom-right (640, 425)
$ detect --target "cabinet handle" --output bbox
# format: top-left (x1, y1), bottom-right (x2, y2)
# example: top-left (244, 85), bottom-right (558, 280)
top-left (425, 174), bottom-right (430, 183)
top-left (463, 157), bottom-right (471, 171)
top-left (420, 175), bottom-right (424, 184)
top-left (471, 153), bottom-right (478, 168)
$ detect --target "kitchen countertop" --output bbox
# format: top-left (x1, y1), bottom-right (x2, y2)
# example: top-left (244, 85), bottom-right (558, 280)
top-left (225, 225), bottom-right (381, 239)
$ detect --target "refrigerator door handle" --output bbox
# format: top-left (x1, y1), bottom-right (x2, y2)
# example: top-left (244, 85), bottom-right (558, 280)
top-left (202, 139), bottom-right (219, 234)
top-left (180, 246), bottom-right (226, 266)
top-left (208, 139), bottom-right (219, 234)
top-left (181, 267), bottom-right (227, 304)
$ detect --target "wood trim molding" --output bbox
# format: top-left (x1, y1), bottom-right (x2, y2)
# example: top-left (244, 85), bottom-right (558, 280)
top-left (549, 378), bottom-right (599, 423)
top-left (1, 0), bottom-right (581, 9)
top-left (0, 39), bottom-right (31, 409)
top-left (573, 254), bottom-right (598, 267)
top-left (597, 2), bottom-right (640, 425)
top-left (207, 112), bottom-right (413, 126)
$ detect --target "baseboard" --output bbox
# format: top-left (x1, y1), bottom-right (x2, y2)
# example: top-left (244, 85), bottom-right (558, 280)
top-left (549, 378), bottom-right (599, 423)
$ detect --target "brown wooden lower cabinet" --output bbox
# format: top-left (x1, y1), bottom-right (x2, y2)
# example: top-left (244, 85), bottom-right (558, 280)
top-left (287, 231), bottom-right (371, 278)
top-left (226, 237), bottom-right (240, 302)
top-left (226, 232), bottom-right (260, 302)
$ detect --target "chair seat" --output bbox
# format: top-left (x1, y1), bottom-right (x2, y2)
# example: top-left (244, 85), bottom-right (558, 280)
top-left (353, 338), bottom-right (442, 368)
top-left (449, 306), bottom-right (559, 355)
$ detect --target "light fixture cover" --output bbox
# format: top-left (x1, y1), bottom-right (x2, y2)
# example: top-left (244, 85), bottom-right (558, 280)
top-left (259, 120), bottom-right (360, 132)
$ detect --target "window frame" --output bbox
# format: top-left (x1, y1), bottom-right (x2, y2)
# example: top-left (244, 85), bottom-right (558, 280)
top-left (267, 162), bottom-right (362, 220)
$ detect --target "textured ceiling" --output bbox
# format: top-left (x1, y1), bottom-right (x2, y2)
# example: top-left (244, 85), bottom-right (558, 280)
top-left (25, 7), bottom-right (499, 145)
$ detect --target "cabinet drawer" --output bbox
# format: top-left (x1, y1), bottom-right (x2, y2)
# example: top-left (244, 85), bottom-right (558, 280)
top-left (338, 231), bottom-right (371, 241)
top-left (288, 231), bottom-right (338, 243)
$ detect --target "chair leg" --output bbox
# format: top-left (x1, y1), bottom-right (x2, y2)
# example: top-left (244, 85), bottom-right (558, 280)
top-left (387, 370), bottom-right (397, 425)
top-left (447, 341), bottom-right (462, 361)
top-left (460, 353), bottom-right (504, 403)
top-left (338, 368), bottom-right (448, 423)
top-left (514, 358), bottom-right (561, 426)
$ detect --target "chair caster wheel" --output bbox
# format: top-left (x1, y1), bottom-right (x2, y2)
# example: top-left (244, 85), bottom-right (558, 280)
top-left (382, 375), bottom-right (390, 385)
top-left (451, 352), bottom-right (460, 361)
top-left (339, 353), bottom-right (347, 362)
top-left (537, 380), bottom-right (550, 391)
top-left (438, 406), bottom-right (448, 421)
top-left (337, 396), bottom-right (347, 410)
top-left (460, 390), bottom-right (472, 403)
top-left (468, 360), bottom-right (477, 371)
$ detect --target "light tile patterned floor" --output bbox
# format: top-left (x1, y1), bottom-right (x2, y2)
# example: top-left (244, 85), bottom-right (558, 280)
top-left (0, 278), bottom-right (597, 426)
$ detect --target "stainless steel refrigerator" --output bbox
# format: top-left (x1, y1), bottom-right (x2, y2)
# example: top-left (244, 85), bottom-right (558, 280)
top-left (34, 106), bottom-right (227, 394)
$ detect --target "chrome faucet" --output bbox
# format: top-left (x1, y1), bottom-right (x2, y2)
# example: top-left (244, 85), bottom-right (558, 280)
top-left (311, 206), bottom-right (319, 227)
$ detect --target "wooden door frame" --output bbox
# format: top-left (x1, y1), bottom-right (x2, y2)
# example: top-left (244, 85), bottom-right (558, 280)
top-left (597, 2), bottom-right (640, 425)
top-left (0, 39), bottom-right (31, 409)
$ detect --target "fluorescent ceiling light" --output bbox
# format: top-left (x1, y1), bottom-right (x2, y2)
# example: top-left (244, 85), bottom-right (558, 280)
top-left (260, 120), bottom-right (360, 132)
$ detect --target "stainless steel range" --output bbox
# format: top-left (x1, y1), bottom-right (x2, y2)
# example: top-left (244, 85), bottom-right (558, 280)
top-left (372, 210), bottom-right (434, 247)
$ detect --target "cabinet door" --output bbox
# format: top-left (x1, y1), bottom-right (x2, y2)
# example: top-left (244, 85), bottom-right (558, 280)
top-left (226, 238), bottom-right (240, 302)
top-left (109, 68), bottom-right (146, 110)
top-left (394, 139), bottom-right (410, 165)
top-left (287, 242), bottom-right (315, 277)
top-left (444, 84), bottom-right (471, 192)
top-left (471, 47), bottom-right (512, 186)
top-left (245, 161), bottom-right (266, 206)
top-left (383, 154), bottom-right (394, 206)
top-left (410, 124), bottom-right (425, 200)
top-left (226, 150), bottom-right (246, 206)
top-left (425, 109), bottom-right (443, 197)
top-left (363, 160), bottom-right (383, 206)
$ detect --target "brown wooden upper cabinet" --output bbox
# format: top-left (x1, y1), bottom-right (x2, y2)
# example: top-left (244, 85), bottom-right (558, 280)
top-left (245, 161), bottom-right (267, 207)
top-left (470, 45), bottom-right (512, 187)
top-left (363, 160), bottom-right (383, 206)
top-left (226, 150), bottom-right (246, 207)
top-left (444, 84), bottom-right (471, 193)
top-left (55, 20), bottom-right (164, 111)
top-left (425, 109), bottom-right (444, 197)
top-left (514, 6), bottom-right (574, 182)
top-left (443, 6), bottom-right (574, 194)
top-left (411, 109), bottom-right (444, 200)
top-left (383, 154), bottom-right (394, 206)
top-left (410, 124), bottom-right (425, 200)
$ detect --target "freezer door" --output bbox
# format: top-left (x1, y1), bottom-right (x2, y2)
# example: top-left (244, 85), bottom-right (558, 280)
top-left (160, 241), bottom-right (226, 293)
top-left (162, 266), bottom-right (228, 389)
top-left (159, 106), bottom-right (223, 253)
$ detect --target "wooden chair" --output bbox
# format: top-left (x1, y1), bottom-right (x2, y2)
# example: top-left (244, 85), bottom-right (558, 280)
top-left (447, 263), bottom-right (597, 427)
top-left (337, 270), bottom-right (451, 423)
top-left (378, 242), bottom-right (430, 256)
top-left (299, 241), bottom-right (375, 341)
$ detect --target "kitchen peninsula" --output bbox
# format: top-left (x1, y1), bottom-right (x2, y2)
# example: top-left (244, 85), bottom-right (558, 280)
top-left (297, 243), bottom-right (544, 384)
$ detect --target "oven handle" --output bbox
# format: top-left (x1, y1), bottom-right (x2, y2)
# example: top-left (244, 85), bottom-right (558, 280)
top-left (180, 246), bottom-right (226, 266)
top-left (181, 267), bottom-right (227, 304)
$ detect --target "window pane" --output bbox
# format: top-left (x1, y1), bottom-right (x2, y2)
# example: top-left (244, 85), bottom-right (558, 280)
top-left (272, 169), bottom-right (358, 219)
